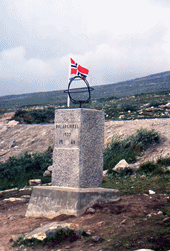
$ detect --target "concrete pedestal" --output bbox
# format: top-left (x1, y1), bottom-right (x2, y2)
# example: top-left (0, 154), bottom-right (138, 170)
top-left (26, 186), bottom-right (119, 218)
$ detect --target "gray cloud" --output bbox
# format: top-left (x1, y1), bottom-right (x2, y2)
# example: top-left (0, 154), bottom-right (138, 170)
top-left (0, 0), bottom-right (170, 96)
top-left (148, 0), bottom-right (170, 7)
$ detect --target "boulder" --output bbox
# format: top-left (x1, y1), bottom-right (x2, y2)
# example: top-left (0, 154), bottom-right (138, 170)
top-left (149, 190), bottom-right (155, 195)
top-left (103, 170), bottom-right (108, 176)
top-left (113, 159), bottom-right (129, 171)
top-left (47, 165), bottom-right (53, 172)
top-left (119, 115), bottom-right (125, 119)
top-left (86, 207), bottom-right (95, 214)
top-left (29, 179), bottom-right (41, 186)
top-left (7, 120), bottom-right (19, 127)
top-left (165, 102), bottom-right (170, 108)
top-left (24, 222), bottom-right (80, 241)
top-left (43, 170), bottom-right (51, 177)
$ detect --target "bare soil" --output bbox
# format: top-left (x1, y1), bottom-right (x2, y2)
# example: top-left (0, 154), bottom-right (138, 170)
top-left (0, 193), bottom-right (169, 251)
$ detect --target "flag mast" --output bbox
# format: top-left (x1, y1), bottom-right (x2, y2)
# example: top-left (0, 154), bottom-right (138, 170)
top-left (67, 57), bottom-right (70, 107)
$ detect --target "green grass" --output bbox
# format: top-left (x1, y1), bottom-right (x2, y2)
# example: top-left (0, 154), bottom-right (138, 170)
top-left (138, 158), bottom-right (170, 175)
top-left (103, 173), bottom-right (170, 195)
top-left (103, 156), bottom-right (170, 195)
top-left (104, 128), bottom-right (160, 172)
top-left (103, 150), bottom-right (170, 195)
top-left (0, 149), bottom-right (52, 190)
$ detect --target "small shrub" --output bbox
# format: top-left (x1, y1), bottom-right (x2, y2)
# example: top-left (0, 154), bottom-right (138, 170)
top-left (148, 100), bottom-right (165, 107)
top-left (157, 157), bottom-right (170, 167)
top-left (137, 161), bottom-right (157, 174)
top-left (104, 129), bottom-right (160, 172)
top-left (111, 168), bottom-right (134, 177)
top-left (0, 150), bottom-right (52, 190)
top-left (45, 228), bottom-right (78, 244)
top-left (137, 159), bottom-right (168, 176)
top-left (120, 102), bottom-right (137, 112)
top-left (13, 236), bottom-right (41, 248)
top-left (134, 128), bottom-right (160, 151)
top-left (12, 107), bottom-right (55, 124)
top-left (104, 138), bottom-right (137, 172)
top-left (104, 106), bottom-right (118, 120)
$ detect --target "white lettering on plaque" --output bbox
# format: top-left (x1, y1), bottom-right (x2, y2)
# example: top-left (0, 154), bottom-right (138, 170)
top-left (56, 124), bottom-right (79, 148)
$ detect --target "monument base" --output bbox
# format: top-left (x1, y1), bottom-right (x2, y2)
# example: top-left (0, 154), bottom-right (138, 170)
top-left (26, 186), bottom-right (119, 218)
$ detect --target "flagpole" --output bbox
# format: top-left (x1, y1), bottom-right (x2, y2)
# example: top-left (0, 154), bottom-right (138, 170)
top-left (67, 94), bottom-right (70, 107)
top-left (67, 56), bottom-right (70, 108)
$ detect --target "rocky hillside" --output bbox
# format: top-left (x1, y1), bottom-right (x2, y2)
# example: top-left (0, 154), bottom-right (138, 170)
top-left (1, 70), bottom-right (170, 110)
top-left (0, 113), bottom-right (170, 166)
top-left (105, 118), bottom-right (170, 165)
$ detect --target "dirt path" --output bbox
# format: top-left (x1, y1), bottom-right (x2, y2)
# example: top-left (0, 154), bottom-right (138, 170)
top-left (0, 194), bottom-right (169, 251)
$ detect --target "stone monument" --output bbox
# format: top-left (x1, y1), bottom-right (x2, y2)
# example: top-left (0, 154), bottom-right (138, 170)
top-left (26, 108), bottom-right (119, 218)
top-left (26, 76), bottom-right (119, 218)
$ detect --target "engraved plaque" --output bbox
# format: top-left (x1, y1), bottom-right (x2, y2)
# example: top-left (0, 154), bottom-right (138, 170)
top-left (55, 123), bottom-right (79, 148)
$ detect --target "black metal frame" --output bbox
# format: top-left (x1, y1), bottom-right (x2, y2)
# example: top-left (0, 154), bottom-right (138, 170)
top-left (64, 76), bottom-right (94, 108)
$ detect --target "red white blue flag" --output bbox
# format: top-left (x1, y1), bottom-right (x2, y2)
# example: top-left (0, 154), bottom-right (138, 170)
top-left (70, 58), bottom-right (89, 79)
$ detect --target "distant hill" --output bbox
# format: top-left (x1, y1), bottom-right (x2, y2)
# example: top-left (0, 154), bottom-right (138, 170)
top-left (0, 71), bottom-right (170, 110)
top-left (92, 71), bottom-right (170, 101)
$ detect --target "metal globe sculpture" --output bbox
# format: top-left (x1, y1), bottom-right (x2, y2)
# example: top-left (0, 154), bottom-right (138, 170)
top-left (64, 76), bottom-right (94, 108)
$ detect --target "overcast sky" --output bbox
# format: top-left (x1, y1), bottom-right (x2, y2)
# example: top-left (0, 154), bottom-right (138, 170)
top-left (0, 0), bottom-right (170, 96)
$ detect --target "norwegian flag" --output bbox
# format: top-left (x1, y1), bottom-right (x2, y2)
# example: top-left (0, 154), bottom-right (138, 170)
top-left (70, 58), bottom-right (78, 77)
top-left (70, 58), bottom-right (89, 79)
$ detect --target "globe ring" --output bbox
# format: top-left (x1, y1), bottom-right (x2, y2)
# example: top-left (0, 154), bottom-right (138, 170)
top-left (64, 76), bottom-right (94, 105)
